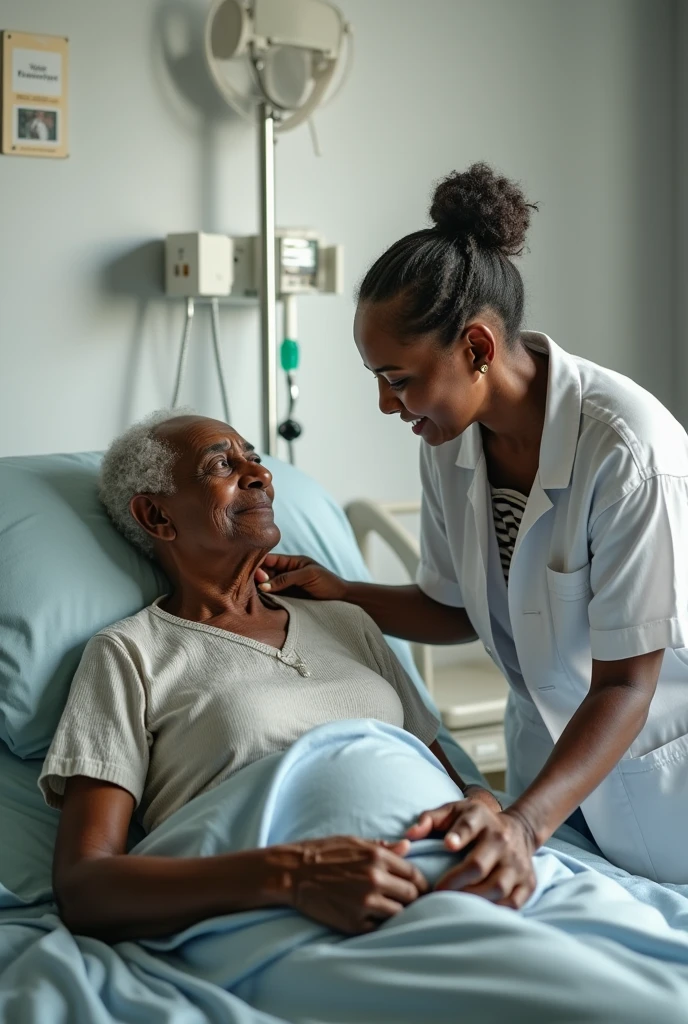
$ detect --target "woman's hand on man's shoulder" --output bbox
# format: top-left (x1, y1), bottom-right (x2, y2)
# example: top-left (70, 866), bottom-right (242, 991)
top-left (257, 554), bottom-right (349, 601)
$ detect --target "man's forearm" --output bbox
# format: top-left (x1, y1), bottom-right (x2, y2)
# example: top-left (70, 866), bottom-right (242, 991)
top-left (56, 848), bottom-right (288, 942)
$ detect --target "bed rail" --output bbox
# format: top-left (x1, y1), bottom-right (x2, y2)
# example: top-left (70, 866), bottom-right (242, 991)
top-left (344, 499), bottom-right (434, 696)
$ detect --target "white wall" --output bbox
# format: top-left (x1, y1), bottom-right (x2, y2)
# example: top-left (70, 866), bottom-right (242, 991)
top-left (0, 0), bottom-right (679, 510)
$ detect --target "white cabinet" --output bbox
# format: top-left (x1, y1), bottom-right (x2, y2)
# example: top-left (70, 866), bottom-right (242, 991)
top-left (433, 658), bottom-right (508, 773)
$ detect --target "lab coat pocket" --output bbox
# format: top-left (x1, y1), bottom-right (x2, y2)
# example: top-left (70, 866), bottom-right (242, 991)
top-left (616, 732), bottom-right (688, 883)
top-left (546, 562), bottom-right (592, 601)
top-left (546, 564), bottom-right (593, 688)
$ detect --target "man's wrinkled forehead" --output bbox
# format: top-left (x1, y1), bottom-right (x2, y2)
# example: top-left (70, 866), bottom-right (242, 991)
top-left (154, 416), bottom-right (254, 465)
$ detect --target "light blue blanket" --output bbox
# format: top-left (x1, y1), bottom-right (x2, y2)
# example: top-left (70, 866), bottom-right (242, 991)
top-left (3, 720), bottom-right (688, 1023)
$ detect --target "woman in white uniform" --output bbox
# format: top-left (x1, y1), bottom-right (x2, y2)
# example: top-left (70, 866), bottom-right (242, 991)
top-left (259, 163), bottom-right (688, 903)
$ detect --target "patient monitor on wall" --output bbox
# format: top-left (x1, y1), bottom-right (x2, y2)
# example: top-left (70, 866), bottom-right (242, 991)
top-left (230, 229), bottom-right (343, 298)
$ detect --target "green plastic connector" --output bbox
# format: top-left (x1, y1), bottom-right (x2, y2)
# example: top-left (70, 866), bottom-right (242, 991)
top-left (280, 338), bottom-right (300, 372)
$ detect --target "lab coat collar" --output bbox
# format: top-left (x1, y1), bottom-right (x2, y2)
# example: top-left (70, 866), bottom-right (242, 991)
top-left (455, 332), bottom-right (582, 491)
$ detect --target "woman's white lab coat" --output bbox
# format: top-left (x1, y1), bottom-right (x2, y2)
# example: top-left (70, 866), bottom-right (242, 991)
top-left (417, 333), bottom-right (688, 882)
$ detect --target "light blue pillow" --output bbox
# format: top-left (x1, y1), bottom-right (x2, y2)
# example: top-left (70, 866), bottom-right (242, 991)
top-left (0, 453), bottom-right (167, 758)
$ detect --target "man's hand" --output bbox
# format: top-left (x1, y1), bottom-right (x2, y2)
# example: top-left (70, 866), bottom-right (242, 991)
top-left (266, 836), bottom-right (429, 934)
top-left (406, 796), bottom-right (536, 909)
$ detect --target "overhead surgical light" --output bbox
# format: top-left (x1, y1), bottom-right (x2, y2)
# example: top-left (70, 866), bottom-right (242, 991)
top-left (205, 0), bottom-right (351, 134)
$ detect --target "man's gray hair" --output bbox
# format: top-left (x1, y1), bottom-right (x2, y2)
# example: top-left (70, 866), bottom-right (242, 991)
top-left (99, 408), bottom-right (194, 557)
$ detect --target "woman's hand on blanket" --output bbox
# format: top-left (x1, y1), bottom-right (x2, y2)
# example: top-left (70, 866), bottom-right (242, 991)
top-left (257, 555), bottom-right (347, 601)
top-left (407, 796), bottom-right (536, 909)
top-left (406, 786), bottom-right (501, 841)
top-left (272, 835), bottom-right (429, 934)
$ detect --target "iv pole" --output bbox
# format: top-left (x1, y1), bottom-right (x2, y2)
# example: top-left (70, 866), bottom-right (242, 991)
top-left (258, 102), bottom-right (279, 456)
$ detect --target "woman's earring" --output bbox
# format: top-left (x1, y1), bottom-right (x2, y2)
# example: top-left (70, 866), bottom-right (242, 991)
top-left (479, 363), bottom-right (489, 374)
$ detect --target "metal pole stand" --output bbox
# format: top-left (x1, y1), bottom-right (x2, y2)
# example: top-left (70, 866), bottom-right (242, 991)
top-left (258, 103), bottom-right (278, 456)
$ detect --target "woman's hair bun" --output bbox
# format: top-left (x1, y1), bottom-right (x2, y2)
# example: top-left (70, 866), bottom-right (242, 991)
top-left (429, 162), bottom-right (536, 255)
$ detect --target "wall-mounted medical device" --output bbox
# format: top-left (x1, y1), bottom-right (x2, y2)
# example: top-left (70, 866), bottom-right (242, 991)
top-left (230, 230), bottom-right (342, 462)
top-left (163, 229), bottom-right (342, 464)
top-left (165, 233), bottom-right (233, 298)
top-left (163, 230), bottom-right (342, 301)
top-left (230, 230), bottom-right (343, 298)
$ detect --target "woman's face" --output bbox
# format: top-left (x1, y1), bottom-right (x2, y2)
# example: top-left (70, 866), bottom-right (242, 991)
top-left (136, 417), bottom-right (280, 557)
top-left (354, 297), bottom-right (492, 446)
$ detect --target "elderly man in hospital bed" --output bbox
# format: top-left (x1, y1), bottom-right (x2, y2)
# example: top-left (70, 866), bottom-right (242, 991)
top-left (40, 409), bottom-right (513, 940)
top-left (36, 410), bottom-right (688, 1024)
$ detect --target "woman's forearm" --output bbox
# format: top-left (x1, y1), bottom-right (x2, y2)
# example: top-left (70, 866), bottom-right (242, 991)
top-left (56, 848), bottom-right (290, 942)
top-left (506, 679), bottom-right (653, 848)
top-left (342, 582), bottom-right (477, 645)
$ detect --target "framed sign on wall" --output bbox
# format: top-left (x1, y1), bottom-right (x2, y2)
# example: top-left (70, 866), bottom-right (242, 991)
top-left (1, 30), bottom-right (69, 158)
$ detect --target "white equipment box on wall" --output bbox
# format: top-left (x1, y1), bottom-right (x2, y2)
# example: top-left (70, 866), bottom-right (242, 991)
top-left (165, 233), bottom-right (234, 298)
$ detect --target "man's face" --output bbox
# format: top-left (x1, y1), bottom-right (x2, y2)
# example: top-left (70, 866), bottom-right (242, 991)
top-left (142, 416), bottom-right (280, 557)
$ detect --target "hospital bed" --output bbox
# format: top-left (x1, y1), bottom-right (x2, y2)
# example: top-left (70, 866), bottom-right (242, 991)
top-left (2, 450), bottom-right (688, 1023)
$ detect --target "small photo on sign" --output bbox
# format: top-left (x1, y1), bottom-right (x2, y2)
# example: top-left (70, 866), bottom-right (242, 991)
top-left (14, 106), bottom-right (59, 145)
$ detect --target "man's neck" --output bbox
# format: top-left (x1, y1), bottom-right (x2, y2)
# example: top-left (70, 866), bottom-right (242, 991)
top-left (159, 550), bottom-right (274, 624)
